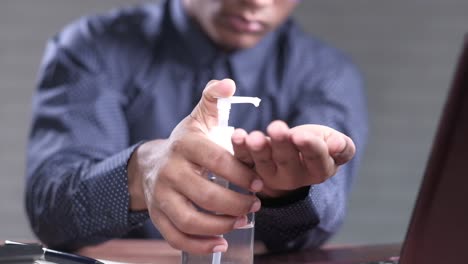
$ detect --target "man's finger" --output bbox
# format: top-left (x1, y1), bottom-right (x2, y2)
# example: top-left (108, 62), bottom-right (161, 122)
top-left (245, 131), bottom-right (277, 181)
top-left (232, 128), bottom-right (254, 166)
top-left (181, 134), bottom-right (263, 193)
top-left (171, 162), bottom-right (260, 217)
top-left (158, 188), bottom-right (248, 236)
top-left (291, 131), bottom-right (337, 184)
top-left (267, 121), bottom-right (304, 180)
top-left (327, 134), bottom-right (356, 165)
top-left (190, 79), bottom-right (236, 129)
top-left (149, 207), bottom-right (228, 254)
top-left (290, 124), bottom-right (355, 168)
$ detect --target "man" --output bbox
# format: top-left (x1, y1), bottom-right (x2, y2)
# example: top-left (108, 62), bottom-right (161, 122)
top-left (26, 0), bottom-right (368, 255)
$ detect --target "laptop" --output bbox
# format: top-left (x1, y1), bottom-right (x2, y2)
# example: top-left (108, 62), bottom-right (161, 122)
top-left (363, 36), bottom-right (468, 264)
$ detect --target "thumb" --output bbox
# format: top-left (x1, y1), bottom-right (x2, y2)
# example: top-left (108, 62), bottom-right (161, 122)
top-left (190, 78), bottom-right (236, 129)
top-left (327, 133), bottom-right (356, 166)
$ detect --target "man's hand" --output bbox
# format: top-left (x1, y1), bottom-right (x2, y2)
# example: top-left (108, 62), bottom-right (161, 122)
top-left (127, 79), bottom-right (263, 254)
top-left (232, 120), bottom-right (356, 198)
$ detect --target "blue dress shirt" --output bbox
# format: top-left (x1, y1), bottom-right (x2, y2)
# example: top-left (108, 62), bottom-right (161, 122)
top-left (26, 0), bottom-right (368, 252)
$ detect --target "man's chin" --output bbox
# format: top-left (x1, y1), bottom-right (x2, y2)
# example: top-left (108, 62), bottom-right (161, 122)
top-left (216, 34), bottom-right (262, 51)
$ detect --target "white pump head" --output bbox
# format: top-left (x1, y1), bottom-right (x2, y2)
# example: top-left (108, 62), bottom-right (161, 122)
top-left (217, 96), bottom-right (261, 127)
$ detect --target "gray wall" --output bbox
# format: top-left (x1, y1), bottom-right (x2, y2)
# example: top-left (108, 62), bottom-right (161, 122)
top-left (1, 0), bottom-right (467, 245)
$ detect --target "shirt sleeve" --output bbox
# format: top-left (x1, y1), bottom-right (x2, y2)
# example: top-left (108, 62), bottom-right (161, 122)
top-left (25, 18), bottom-right (149, 251)
top-left (255, 55), bottom-right (369, 252)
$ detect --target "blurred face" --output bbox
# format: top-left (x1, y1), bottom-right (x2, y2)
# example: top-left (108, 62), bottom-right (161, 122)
top-left (183, 0), bottom-right (298, 50)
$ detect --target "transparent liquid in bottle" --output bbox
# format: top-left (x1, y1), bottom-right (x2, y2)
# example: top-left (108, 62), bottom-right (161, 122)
top-left (181, 223), bottom-right (254, 264)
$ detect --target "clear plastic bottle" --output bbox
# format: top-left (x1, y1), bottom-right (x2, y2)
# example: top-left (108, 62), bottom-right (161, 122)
top-left (181, 96), bottom-right (261, 264)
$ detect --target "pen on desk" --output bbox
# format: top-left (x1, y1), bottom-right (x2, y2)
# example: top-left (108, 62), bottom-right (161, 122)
top-left (43, 248), bottom-right (104, 264)
top-left (4, 240), bottom-right (104, 264)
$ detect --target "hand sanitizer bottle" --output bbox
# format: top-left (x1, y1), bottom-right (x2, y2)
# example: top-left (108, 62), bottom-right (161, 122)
top-left (181, 96), bottom-right (261, 264)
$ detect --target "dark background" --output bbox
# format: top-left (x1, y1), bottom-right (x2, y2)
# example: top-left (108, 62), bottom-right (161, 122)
top-left (1, 0), bottom-right (467, 245)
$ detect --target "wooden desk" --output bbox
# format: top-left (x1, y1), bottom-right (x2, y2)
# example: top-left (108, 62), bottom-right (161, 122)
top-left (79, 240), bottom-right (401, 264)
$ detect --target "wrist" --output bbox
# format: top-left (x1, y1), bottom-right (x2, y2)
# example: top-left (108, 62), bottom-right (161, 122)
top-left (127, 142), bottom-right (149, 211)
top-left (257, 186), bottom-right (311, 208)
top-left (258, 187), bottom-right (290, 199)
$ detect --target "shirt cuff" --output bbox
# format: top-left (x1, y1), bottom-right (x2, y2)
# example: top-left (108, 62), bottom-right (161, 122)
top-left (84, 142), bottom-right (149, 236)
top-left (255, 188), bottom-right (319, 252)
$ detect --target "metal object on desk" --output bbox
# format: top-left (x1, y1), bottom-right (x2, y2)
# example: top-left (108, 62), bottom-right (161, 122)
top-left (3, 240), bottom-right (104, 264)
top-left (0, 240), bottom-right (43, 263)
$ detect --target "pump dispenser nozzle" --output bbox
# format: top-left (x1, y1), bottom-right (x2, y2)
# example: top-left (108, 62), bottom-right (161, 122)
top-left (217, 96), bottom-right (261, 127)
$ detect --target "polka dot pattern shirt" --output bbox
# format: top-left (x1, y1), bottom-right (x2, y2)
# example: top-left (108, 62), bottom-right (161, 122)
top-left (26, 0), bottom-right (368, 252)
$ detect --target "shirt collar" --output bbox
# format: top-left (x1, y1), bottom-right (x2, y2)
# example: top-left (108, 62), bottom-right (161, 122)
top-left (170, 0), bottom-right (281, 91)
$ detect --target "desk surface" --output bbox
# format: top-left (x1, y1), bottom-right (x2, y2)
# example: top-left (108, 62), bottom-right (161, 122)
top-left (79, 240), bottom-right (401, 264)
